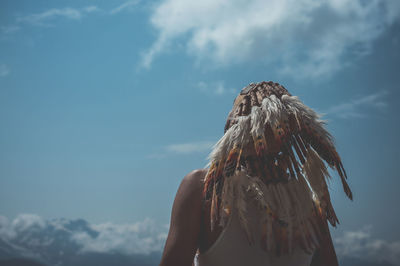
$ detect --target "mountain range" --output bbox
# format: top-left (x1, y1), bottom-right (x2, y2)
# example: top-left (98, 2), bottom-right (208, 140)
top-left (0, 215), bottom-right (162, 266)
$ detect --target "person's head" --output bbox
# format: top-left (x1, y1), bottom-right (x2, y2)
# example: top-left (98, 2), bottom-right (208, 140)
top-left (203, 81), bottom-right (352, 253)
top-left (224, 81), bottom-right (291, 133)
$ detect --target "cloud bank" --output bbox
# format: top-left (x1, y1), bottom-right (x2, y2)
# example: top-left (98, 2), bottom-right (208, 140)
top-left (335, 226), bottom-right (400, 266)
top-left (72, 218), bottom-right (166, 255)
top-left (1, 214), bottom-right (400, 265)
top-left (0, 214), bottom-right (167, 258)
top-left (143, 0), bottom-right (400, 78)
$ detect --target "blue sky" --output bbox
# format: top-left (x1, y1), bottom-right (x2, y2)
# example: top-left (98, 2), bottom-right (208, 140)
top-left (0, 0), bottom-right (400, 261)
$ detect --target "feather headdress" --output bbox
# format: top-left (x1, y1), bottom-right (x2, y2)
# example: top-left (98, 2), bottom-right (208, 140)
top-left (204, 81), bottom-right (352, 255)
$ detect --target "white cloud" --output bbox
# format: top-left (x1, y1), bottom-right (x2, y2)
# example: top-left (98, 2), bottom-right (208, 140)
top-left (335, 226), bottom-right (400, 266)
top-left (11, 214), bottom-right (46, 233)
top-left (0, 213), bottom-right (167, 256)
top-left (197, 81), bottom-right (237, 95)
top-left (110, 0), bottom-right (140, 15)
top-left (326, 91), bottom-right (388, 119)
top-left (1, 25), bottom-right (20, 34)
top-left (0, 64), bottom-right (10, 77)
top-left (17, 6), bottom-right (99, 26)
top-left (0, 214), bottom-right (46, 240)
top-left (166, 141), bottom-right (215, 154)
top-left (72, 218), bottom-right (166, 255)
top-left (147, 140), bottom-right (215, 158)
top-left (143, 0), bottom-right (400, 78)
top-left (0, 215), bottom-right (15, 239)
top-left (83, 6), bottom-right (100, 13)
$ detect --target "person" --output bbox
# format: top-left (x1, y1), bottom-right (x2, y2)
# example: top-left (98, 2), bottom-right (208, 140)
top-left (160, 81), bottom-right (352, 266)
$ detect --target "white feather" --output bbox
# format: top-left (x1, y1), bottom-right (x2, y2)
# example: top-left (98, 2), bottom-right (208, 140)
top-left (206, 116), bottom-right (251, 168)
top-left (250, 106), bottom-right (266, 140)
top-left (261, 95), bottom-right (283, 127)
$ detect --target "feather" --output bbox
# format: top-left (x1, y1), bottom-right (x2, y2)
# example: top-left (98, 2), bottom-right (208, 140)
top-left (302, 148), bottom-right (339, 226)
top-left (336, 162), bottom-right (353, 200)
top-left (281, 95), bottom-right (335, 159)
top-left (210, 181), bottom-right (218, 231)
top-left (261, 95), bottom-right (288, 148)
top-left (295, 133), bottom-right (309, 156)
top-left (284, 144), bottom-right (301, 179)
top-left (281, 94), bottom-right (353, 200)
top-left (290, 135), bottom-right (305, 164)
top-left (219, 172), bottom-right (234, 227)
top-left (203, 82), bottom-right (351, 256)
top-left (250, 106), bottom-right (267, 156)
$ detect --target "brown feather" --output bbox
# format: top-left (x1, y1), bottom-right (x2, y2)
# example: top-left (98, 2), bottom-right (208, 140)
top-left (291, 136), bottom-right (306, 164)
top-left (336, 162), bottom-right (353, 200)
top-left (295, 134), bottom-right (308, 157)
top-left (284, 144), bottom-right (301, 178)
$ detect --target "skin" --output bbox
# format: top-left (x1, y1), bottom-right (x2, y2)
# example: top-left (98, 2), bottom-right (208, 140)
top-left (159, 169), bottom-right (339, 266)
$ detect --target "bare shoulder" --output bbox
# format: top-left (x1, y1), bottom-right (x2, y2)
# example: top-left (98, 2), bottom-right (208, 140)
top-left (160, 169), bottom-right (208, 266)
top-left (171, 169), bottom-right (208, 212)
top-left (174, 169), bottom-right (207, 206)
top-left (180, 169), bottom-right (207, 192)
